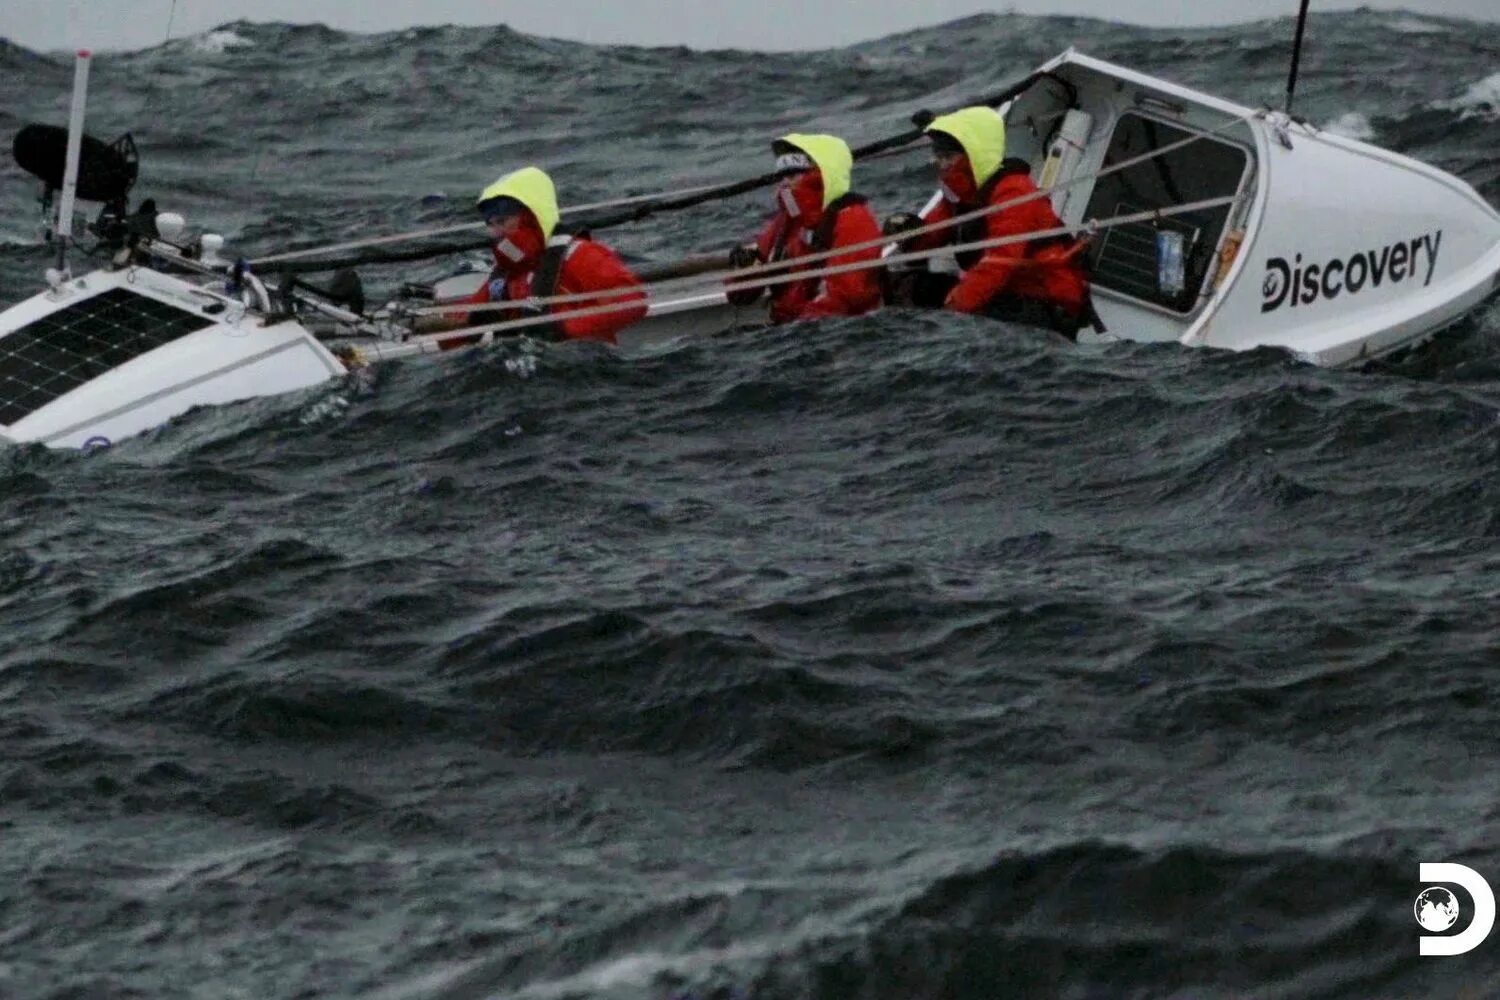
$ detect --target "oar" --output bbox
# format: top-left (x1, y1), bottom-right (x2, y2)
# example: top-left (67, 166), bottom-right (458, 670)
top-left (248, 184), bottom-right (731, 269)
top-left (253, 69), bottom-right (1076, 275)
top-left (574, 71), bottom-right (1071, 234)
top-left (634, 252), bottom-right (743, 283)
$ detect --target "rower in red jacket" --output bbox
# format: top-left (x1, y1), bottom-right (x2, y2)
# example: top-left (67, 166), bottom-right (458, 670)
top-left (895, 106), bottom-right (1092, 337)
top-left (457, 166), bottom-right (646, 345)
top-left (727, 133), bottom-right (883, 324)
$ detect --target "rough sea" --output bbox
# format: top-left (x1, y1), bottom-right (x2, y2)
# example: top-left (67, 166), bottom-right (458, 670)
top-left (2, 10), bottom-right (1500, 999)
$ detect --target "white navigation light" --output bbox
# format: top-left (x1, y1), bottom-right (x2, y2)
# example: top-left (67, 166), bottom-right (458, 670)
top-left (200, 233), bottom-right (226, 266)
top-left (155, 212), bottom-right (186, 243)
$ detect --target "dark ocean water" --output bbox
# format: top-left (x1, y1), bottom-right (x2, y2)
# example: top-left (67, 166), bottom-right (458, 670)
top-left (3, 10), bottom-right (1500, 999)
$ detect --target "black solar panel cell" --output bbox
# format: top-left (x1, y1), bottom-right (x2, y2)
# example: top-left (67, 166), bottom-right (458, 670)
top-left (0, 288), bottom-right (214, 426)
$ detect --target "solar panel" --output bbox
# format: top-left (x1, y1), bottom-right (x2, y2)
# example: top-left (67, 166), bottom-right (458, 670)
top-left (0, 287), bottom-right (214, 426)
top-left (1083, 112), bottom-right (1248, 314)
top-left (1092, 202), bottom-right (1202, 305)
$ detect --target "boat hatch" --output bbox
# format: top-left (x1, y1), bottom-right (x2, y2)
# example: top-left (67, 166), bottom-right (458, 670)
top-left (0, 288), bottom-right (214, 426)
top-left (1084, 112), bottom-right (1252, 314)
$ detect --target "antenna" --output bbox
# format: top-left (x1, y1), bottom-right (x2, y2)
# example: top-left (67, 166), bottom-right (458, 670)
top-left (55, 49), bottom-right (92, 273)
top-left (1284, 0), bottom-right (1312, 115)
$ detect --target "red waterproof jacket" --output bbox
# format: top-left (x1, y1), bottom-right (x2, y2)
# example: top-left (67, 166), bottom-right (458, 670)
top-left (467, 236), bottom-right (647, 344)
top-left (741, 193), bottom-right (884, 324)
top-left (908, 161), bottom-right (1088, 317)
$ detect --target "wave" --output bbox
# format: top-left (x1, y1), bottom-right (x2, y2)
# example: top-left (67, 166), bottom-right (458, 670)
top-left (1324, 110), bottom-right (1376, 140)
top-left (398, 840), bottom-right (1474, 1000)
top-left (743, 842), bottom-right (1452, 1000)
top-left (0, 9), bottom-right (1486, 64)
top-left (0, 36), bottom-right (60, 71)
top-left (1384, 16), bottom-right (1452, 35)
top-left (2, 14), bottom-right (1500, 998)
top-left (184, 29), bottom-right (254, 54)
top-left (1439, 71), bottom-right (1500, 120)
top-left (126, 670), bottom-right (456, 745)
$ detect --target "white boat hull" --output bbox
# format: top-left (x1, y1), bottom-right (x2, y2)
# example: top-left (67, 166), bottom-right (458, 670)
top-left (1012, 50), bottom-right (1500, 366)
top-left (0, 268), bottom-right (344, 449)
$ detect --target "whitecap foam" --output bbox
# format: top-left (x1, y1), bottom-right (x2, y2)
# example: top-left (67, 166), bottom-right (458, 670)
top-left (1323, 111), bottom-right (1375, 141)
top-left (1386, 17), bottom-right (1446, 35)
top-left (190, 30), bottom-right (253, 54)
top-left (1438, 72), bottom-right (1500, 120)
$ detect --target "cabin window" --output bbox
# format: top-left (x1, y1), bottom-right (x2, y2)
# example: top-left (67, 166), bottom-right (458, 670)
top-left (0, 288), bottom-right (212, 426)
top-left (1083, 111), bottom-right (1250, 314)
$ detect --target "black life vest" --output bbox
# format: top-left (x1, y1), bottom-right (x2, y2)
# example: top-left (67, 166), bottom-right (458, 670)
top-left (766, 191), bottom-right (869, 266)
top-left (771, 193), bottom-right (869, 302)
top-left (808, 192), bottom-right (869, 253)
top-left (524, 235), bottom-right (579, 339)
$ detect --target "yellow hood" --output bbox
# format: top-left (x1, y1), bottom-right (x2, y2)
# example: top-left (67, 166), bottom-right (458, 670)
top-left (476, 166), bottom-right (560, 241)
top-left (777, 133), bottom-right (853, 208)
top-left (925, 107), bottom-right (1006, 188)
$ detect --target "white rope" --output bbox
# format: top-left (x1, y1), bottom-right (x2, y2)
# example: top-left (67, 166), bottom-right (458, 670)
top-left (398, 193), bottom-right (1241, 348)
top-left (420, 109), bottom-right (1258, 318)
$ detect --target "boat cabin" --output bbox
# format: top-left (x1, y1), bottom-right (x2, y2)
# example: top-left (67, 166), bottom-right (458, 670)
top-left (1005, 50), bottom-right (1500, 365)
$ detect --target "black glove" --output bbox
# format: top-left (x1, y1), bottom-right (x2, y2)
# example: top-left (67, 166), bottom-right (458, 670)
top-left (727, 244), bottom-right (760, 269)
top-left (724, 244), bottom-right (766, 307)
top-left (882, 212), bottom-right (922, 237)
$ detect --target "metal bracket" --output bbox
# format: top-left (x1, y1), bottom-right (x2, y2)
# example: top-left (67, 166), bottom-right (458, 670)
top-left (1261, 109), bottom-right (1295, 150)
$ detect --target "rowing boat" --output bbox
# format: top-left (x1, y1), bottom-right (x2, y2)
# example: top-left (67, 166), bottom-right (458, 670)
top-left (3, 47), bottom-right (1498, 449)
